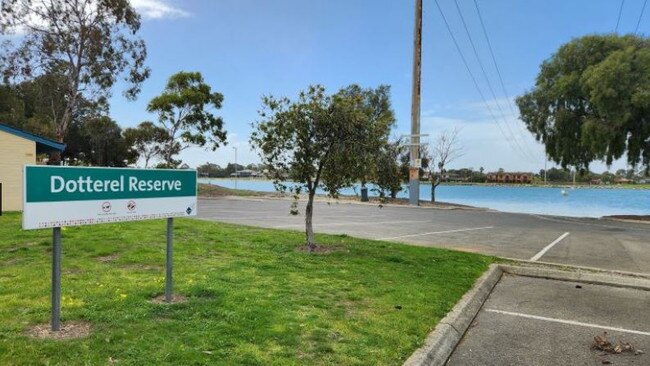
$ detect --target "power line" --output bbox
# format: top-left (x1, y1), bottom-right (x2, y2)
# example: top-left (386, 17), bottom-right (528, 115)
top-left (635, 0), bottom-right (647, 33)
top-left (616, 0), bottom-right (625, 33)
top-left (433, 0), bottom-right (532, 162)
top-left (472, 0), bottom-right (540, 162)
top-left (473, 0), bottom-right (517, 118)
top-left (453, 0), bottom-right (537, 162)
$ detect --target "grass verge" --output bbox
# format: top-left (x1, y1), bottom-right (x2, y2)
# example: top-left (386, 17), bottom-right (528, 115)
top-left (198, 183), bottom-right (277, 197)
top-left (0, 212), bottom-right (492, 365)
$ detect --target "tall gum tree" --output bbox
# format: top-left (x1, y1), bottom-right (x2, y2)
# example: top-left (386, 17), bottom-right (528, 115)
top-left (147, 71), bottom-right (227, 168)
top-left (0, 0), bottom-right (150, 154)
top-left (251, 85), bottom-right (388, 251)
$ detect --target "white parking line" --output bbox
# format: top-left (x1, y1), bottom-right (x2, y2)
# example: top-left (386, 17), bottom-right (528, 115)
top-left (272, 220), bottom-right (431, 229)
top-left (486, 309), bottom-right (650, 336)
top-left (530, 232), bottom-right (570, 261)
top-left (376, 226), bottom-right (494, 241)
top-left (202, 210), bottom-right (281, 215)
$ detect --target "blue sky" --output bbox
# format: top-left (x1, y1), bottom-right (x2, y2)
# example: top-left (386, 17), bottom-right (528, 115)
top-left (111, 0), bottom-right (649, 173)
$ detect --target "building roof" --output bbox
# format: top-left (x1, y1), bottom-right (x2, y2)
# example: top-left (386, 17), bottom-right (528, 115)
top-left (0, 123), bottom-right (66, 153)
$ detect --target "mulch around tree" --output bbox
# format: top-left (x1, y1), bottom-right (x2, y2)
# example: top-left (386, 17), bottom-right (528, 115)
top-left (26, 321), bottom-right (91, 340)
top-left (295, 244), bottom-right (346, 254)
top-left (149, 294), bottom-right (188, 304)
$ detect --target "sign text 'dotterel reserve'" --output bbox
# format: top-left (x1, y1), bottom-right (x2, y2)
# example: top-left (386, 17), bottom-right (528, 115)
top-left (22, 166), bottom-right (197, 230)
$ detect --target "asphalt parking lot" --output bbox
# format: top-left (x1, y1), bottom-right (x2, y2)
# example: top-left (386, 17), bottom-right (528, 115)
top-left (447, 275), bottom-right (650, 365)
top-left (198, 196), bottom-right (650, 365)
top-left (197, 197), bottom-right (650, 274)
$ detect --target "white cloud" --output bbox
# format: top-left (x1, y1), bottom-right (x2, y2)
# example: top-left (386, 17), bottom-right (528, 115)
top-left (1, 0), bottom-right (188, 37)
top-left (130, 0), bottom-right (189, 19)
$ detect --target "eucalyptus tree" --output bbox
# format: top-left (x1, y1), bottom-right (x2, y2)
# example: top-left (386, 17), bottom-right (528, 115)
top-left (0, 0), bottom-right (150, 156)
top-left (123, 121), bottom-right (169, 168)
top-left (336, 84), bottom-right (396, 200)
top-left (372, 139), bottom-right (404, 200)
top-left (147, 71), bottom-right (227, 168)
top-left (251, 85), bottom-right (386, 251)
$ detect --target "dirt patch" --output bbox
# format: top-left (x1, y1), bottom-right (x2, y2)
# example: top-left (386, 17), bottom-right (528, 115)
top-left (295, 244), bottom-right (345, 254)
top-left (119, 264), bottom-right (161, 271)
top-left (337, 298), bottom-right (371, 316)
top-left (150, 294), bottom-right (188, 304)
top-left (26, 321), bottom-right (91, 340)
top-left (323, 195), bottom-right (478, 210)
top-left (96, 253), bottom-right (119, 263)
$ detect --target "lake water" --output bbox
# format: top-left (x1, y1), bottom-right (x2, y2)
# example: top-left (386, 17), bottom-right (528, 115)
top-left (200, 178), bottom-right (650, 218)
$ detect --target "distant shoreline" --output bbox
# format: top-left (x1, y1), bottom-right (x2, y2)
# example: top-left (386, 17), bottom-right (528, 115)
top-left (199, 178), bottom-right (650, 190)
top-left (198, 183), bottom-right (650, 221)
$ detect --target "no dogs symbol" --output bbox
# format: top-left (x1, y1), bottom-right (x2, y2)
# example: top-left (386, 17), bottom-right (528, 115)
top-left (127, 200), bottom-right (136, 211)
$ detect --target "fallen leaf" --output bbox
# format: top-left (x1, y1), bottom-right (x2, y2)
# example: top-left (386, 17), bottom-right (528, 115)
top-left (592, 332), bottom-right (636, 355)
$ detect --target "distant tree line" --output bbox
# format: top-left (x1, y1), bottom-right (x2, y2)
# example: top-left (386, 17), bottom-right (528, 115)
top-left (539, 167), bottom-right (648, 184)
top-left (0, 70), bottom-right (226, 168)
top-left (197, 163), bottom-right (267, 178)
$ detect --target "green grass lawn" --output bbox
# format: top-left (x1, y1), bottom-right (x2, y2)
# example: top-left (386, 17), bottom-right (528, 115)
top-left (0, 212), bottom-right (492, 365)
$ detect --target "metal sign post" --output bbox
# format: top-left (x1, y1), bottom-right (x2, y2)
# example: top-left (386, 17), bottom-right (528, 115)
top-left (23, 166), bottom-right (197, 331)
top-left (51, 227), bottom-right (61, 331)
top-left (165, 218), bottom-right (173, 303)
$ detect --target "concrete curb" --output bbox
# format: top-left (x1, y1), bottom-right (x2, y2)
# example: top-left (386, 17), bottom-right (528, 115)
top-left (403, 264), bottom-right (503, 366)
top-left (499, 257), bottom-right (650, 279)
top-left (403, 264), bottom-right (650, 366)
top-left (501, 264), bottom-right (650, 291)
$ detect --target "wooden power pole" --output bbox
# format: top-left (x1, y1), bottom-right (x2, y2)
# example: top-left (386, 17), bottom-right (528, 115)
top-left (409, 0), bottom-right (423, 206)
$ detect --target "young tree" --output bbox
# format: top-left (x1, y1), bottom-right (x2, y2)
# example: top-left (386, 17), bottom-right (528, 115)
top-left (0, 0), bottom-right (150, 159)
top-left (517, 34), bottom-right (650, 170)
top-left (147, 71), bottom-right (227, 168)
top-left (430, 128), bottom-right (463, 202)
top-left (336, 84), bottom-right (395, 200)
top-left (372, 139), bottom-right (404, 199)
top-left (251, 85), bottom-right (377, 251)
top-left (123, 121), bottom-right (169, 168)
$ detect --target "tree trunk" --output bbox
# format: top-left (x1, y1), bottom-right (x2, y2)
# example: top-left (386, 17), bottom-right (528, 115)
top-left (431, 179), bottom-right (437, 202)
top-left (305, 190), bottom-right (316, 251)
top-left (48, 130), bottom-right (66, 165)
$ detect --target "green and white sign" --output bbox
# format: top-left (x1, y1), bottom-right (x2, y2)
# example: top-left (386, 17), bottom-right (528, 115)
top-left (23, 166), bottom-right (197, 230)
